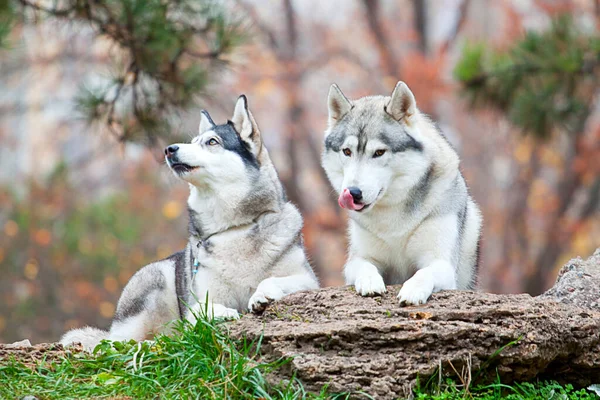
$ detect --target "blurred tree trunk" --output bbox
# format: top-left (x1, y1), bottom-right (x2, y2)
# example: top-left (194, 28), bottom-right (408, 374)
top-left (280, 0), bottom-right (304, 209)
top-left (361, 0), bottom-right (399, 76)
top-left (236, 0), bottom-right (348, 284)
top-left (412, 0), bottom-right (428, 55)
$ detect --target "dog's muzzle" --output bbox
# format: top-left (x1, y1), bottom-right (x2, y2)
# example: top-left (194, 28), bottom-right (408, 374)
top-left (339, 187), bottom-right (366, 211)
top-left (165, 145), bottom-right (197, 174)
top-left (165, 145), bottom-right (179, 157)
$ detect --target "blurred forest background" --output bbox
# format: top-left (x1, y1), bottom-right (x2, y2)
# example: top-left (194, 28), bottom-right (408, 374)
top-left (0, 0), bottom-right (598, 344)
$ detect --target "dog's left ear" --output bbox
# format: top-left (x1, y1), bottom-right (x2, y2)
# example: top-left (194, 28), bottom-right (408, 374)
top-left (385, 81), bottom-right (416, 123)
top-left (199, 110), bottom-right (216, 134)
top-left (231, 95), bottom-right (262, 152)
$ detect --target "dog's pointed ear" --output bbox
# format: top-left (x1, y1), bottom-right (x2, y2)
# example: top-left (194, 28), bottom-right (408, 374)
top-left (385, 81), bottom-right (416, 123)
top-left (199, 110), bottom-right (216, 134)
top-left (231, 95), bottom-right (262, 150)
top-left (328, 84), bottom-right (352, 125)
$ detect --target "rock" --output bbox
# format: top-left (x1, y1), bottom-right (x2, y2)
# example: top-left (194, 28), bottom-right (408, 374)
top-left (228, 249), bottom-right (600, 399)
top-left (0, 342), bottom-right (84, 368)
top-left (541, 248), bottom-right (600, 309)
top-left (5, 339), bottom-right (32, 348)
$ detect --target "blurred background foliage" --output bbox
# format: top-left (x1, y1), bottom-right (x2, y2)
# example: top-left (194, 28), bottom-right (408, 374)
top-left (455, 15), bottom-right (598, 138)
top-left (0, 155), bottom-right (189, 341)
top-left (0, 0), bottom-right (599, 343)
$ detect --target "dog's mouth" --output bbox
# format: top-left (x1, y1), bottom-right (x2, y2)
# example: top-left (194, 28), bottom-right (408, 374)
top-left (338, 189), bottom-right (383, 213)
top-left (168, 162), bottom-right (199, 175)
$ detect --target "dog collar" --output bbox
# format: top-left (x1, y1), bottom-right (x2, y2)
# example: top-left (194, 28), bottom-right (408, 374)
top-left (191, 238), bottom-right (206, 275)
top-left (189, 211), bottom-right (273, 275)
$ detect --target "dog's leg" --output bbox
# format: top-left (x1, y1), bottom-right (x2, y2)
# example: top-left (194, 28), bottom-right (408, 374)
top-left (397, 259), bottom-right (456, 305)
top-left (109, 313), bottom-right (155, 342)
top-left (248, 272), bottom-right (319, 313)
top-left (399, 213), bottom-right (459, 305)
top-left (345, 257), bottom-right (387, 296)
top-left (108, 262), bottom-right (179, 342)
top-left (186, 302), bottom-right (239, 323)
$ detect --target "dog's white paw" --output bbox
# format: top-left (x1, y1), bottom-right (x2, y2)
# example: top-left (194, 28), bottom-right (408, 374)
top-left (398, 277), bottom-right (434, 306)
top-left (212, 305), bottom-right (240, 320)
top-left (248, 285), bottom-right (284, 314)
top-left (248, 292), bottom-right (272, 314)
top-left (354, 271), bottom-right (386, 296)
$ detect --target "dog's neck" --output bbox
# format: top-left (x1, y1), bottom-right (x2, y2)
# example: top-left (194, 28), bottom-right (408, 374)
top-left (186, 178), bottom-right (280, 240)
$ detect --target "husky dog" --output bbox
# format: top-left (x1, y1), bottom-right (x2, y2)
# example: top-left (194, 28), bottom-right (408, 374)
top-left (322, 81), bottom-right (482, 305)
top-left (61, 95), bottom-right (319, 350)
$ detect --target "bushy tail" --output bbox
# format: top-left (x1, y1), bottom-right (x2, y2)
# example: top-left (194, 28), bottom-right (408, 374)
top-left (60, 326), bottom-right (109, 351)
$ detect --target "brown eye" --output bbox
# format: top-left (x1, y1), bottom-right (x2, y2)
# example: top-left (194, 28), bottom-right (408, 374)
top-left (207, 138), bottom-right (219, 146)
top-left (373, 149), bottom-right (386, 158)
top-left (342, 148), bottom-right (352, 157)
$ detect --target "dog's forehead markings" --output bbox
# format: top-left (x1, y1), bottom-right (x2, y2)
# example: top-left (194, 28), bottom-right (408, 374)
top-left (212, 123), bottom-right (259, 169)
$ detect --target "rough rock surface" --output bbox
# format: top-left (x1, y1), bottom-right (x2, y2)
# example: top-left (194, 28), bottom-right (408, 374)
top-left (229, 250), bottom-right (600, 399)
top-left (541, 248), bottom-right (600, 310)
top-left (0, 342), bottom-right (83, 368)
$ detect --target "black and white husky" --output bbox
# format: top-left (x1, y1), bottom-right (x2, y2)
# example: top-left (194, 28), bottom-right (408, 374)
top-left (61, 96), bottom-right (319, 350)
top-left (322, 81), bottom-right (482, 305)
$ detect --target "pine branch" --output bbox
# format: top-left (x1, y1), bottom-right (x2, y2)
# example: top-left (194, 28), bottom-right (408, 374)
top-left (0, 0), bottom-right (16, 49)
top-left (456, 15), bottom-right (600, 293)
top-left (455, 15), bottom-right (600, 139)
top-left (13, 0), bottom-right (246, 146)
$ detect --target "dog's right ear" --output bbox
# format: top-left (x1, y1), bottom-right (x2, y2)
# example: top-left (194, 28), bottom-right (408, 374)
top-left (231, 95), bottom-right (263, 153)
top-left (328, 84), bottom-right (352, 125)
top-left (385, 81), bottom-right (416, 124)
top-left (199, 110), bottom-right (216, 134)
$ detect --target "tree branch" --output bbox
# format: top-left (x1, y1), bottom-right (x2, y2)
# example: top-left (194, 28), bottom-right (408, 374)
top-left (439, 0), bottom-right (471, 55)
top-left (361, 0), bottom-right (399, 76)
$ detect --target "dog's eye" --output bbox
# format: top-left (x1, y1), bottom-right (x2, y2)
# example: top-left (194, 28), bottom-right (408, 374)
top-left (373, 149), bottom-right (386, 158)
top-left (342, 148), bottom-right (352, 157)
top-left (206, 138), bottom-right (219, 146)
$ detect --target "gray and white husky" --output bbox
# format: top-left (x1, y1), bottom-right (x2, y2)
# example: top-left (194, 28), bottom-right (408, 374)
top-left (61, 95), bottom-right (319, 350)
top-left (322, 81), bottom-right (482, 305)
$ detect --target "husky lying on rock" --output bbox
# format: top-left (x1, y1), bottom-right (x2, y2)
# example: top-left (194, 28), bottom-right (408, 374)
top-left (61, 95), bottom-right (319, 350)
top-left (322, 81), bottom-right (482, 305)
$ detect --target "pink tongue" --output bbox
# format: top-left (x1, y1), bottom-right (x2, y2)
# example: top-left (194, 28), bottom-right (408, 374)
top-left (338, 188), bottom-right (365, 211)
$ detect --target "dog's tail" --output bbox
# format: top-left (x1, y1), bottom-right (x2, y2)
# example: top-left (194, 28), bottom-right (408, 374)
top-left (60, 326), bottom-right (109, 351)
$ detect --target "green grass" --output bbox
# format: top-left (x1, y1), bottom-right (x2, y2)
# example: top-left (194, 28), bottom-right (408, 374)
top-left (0, 315), bottom-right (598, 399)
top-left (413, 379), bottom-right (598, 400)
top-left (0, 316), bottom-right (346, 400)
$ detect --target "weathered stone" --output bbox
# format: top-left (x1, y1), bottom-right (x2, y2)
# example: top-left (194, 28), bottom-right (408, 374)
top-left (0, 342), bottom-right (83, 368)
top-left (541, 248), bottom-right (600, 309)
top-left (229, 249), bottom-right (600, 399)
top-left (5, 339), bottom-right (32, 348)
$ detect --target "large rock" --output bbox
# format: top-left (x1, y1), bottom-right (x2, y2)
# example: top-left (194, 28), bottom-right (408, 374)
top-left (0, 342), bottom-right (83, 368)
top-left (541, 248), bottom-right (600, 309)
top-left (229, 250), bottom-right (600, 399)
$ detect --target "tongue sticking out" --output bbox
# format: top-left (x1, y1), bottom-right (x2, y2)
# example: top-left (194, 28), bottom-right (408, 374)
top-left (338, 188), bottom-right (365, 211)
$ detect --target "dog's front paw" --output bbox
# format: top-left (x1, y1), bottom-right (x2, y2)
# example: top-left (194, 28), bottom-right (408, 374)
top-left (398, 277), bottom-right (434, 306)
top-left (212, 305), bottom-right (240, 320)
top-left (248, 287), bottom-right (284, 314)
top-left (248, 292), bottom-right (273, 314)
top-left (354, 271), bottom-right (386, 296)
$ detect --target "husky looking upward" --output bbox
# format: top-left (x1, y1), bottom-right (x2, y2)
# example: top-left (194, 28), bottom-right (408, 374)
top-left (321, 81), bottom-right (482, 305)
top-left (61, 95), bottom-right (319, 350)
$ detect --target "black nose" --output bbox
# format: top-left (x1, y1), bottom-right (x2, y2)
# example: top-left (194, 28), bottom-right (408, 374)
top-left (164, 145), bottom-right (179, 156)
top-left (348, 187), bottom-right (363, 203)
